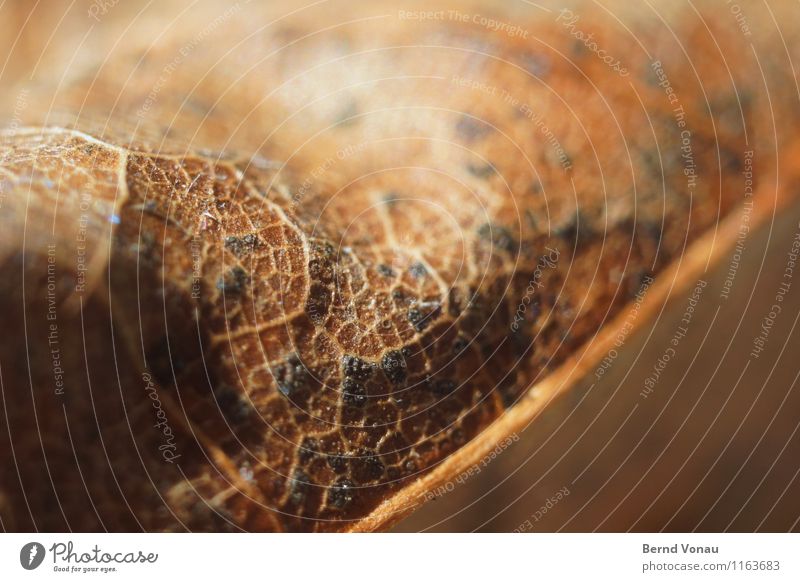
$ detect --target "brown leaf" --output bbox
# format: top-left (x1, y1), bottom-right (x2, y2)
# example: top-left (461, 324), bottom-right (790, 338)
top-left (0, 0), bottom-right (798, 531)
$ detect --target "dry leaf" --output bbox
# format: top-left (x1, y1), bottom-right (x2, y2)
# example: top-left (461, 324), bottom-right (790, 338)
top-left (0, 0), bottom-right (798, 531)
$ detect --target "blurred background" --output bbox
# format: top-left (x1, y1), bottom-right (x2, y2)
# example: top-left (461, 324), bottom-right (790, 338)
top-left (1, 0), bottom-right (799, 532)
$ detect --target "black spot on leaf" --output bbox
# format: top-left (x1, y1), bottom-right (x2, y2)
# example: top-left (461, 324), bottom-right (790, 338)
top-left (467, 162), bottom-right (495, 178)
top-left (452, 335), bottom-right (470, 356)
top-left (353, 451), bottom-right (385, 482)
top-left (409, 262), bottom-right (427, 278)
top-left (342, 377), bottom-right (367, 408)
top-left (407, 301), bottom-right (442, 332)
top-left (376, 264), bottom-right (395, 277)
top-left (381, 350), bottom-right (407, 385)
top-left (213, 385), bottom-right (251, 425)
top-left (224, 233), bottom-right (258, 256)
top-left (327, 453), bottom-right (348, 473)
top-left (554, 211), bottom-right (593, 248)
top-left (273, 354), bottom-right (310, 399)
top-left (329, 478), bottom-right (355, 509)
top-left (477, 223), bottom-right (518, 254)
top-left (290, 469), bottom-right (312, 505)
top-left (342, 355), bottom-right (375, 381)
top-left (298, 437), bottom-right (320, 463)
top-left (456, 115), bottom-right (490, 142)
top-left (431, 378), bottom-right (457, 396)
top-left (305, 283), bottom-right (331, 325)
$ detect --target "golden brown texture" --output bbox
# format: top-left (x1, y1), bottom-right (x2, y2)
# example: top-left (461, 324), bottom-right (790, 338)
top-left (0, 0), bottom-right (798, 531)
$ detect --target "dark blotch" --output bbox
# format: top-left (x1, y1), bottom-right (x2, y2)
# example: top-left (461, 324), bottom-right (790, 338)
top-left (216, 266), bottom-right (249, 295)
top-left (214, 385), bottom-right (251, 425)
top-left (499, 376), bottom-right (521, 408)
top-left (224, 233), bottom-right (258, 256)
top-left (467, 162), bottom-right (495, 178)
top-left (629, 270), bottom-right (655, 299)
top-left (456, 116), bottom-right (490, 142)
top-left (520, 52), bottom-right (551, 76)
top-left (305, 283), bottom-right (331, 325)
top-left (342, 377), bottom-right (367, 408)
top-left (376, 264), bottom-right (395, 277)
top-left (477, 223), bottom-right (518, 254)
top-left (510, 325), bottom-right (533, 357)
top-left (353, 451), bottom-right (385, 482)
top-left (554, 212), bottom-right (593, 248)
top-left (407, 308), bottom-right (427, 332)
top-left (447, 288), bottom-right (464, 317)
top-left (382, 191), bottom-right (401, 206)
top-left (145, 335), bottom-right (186, 387)
top-left (273, 354), bottom-right (310, 399)
top-left (298, 437), bottom-right (319, 463)
top-left (407, 301), bottom-right (442, 333)
top-left (308, 240), bottom-right (336, 284)
top-left (431, 378), bottom-right (457, 396)
top-left (327, 453), bottom-right (348, 473)
top-left (452, 335), bottom-right (470, 356)
top-left (342, 355), bottom-right (375, 381)
top-left (638, 220), bottom-right (663, 245)
top-left (289, 469), bottom-right (311, 505)
top-left (329, 478), bottom-right (355, 509)
top-left (451, 428), bottom-right (466, 446)
top-left (81, 143), bottom-right (98, 156)
top-left (381, 350), bottom-right (407, 385)
top-left (409, 262), bottom-right (427, 279)
top-left (335, 100), bottom-right (359, 127)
